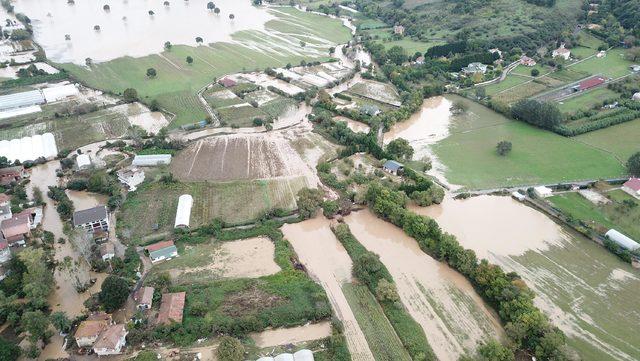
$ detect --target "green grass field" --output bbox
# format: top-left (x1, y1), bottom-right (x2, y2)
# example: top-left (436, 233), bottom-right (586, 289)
top-left (483, 74), bottom-right (531, 96)
top-left (575, 118), bottom-right (640, 161)
top-left (343, 283), bottom-right (412, 361)
top-left (557, 87), bottom-right (620, 113)
top-left (59, 7), bottom-right (351, 128)
top-left (433, 96), bottom-right (626, 189)
top-left (569, 48), bottom-right (635, 79)
top-left (382, 38), bottom-right (445, 54)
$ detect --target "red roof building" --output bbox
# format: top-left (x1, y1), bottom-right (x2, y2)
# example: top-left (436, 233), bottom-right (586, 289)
top-left (0, 166), bottom-right (25, 186)
top-left (218, 77), bottom-right (236, 88)
top-left (622, 178), bottom-right (640, 199)
top-left (577, 76), bottom-right (606, 91)
top-left (145, 240), bottom-right (175, 252)
top-left (1, 213), bottom-right (30, 245)
top-left (156, 292), bottom-right (186, 325)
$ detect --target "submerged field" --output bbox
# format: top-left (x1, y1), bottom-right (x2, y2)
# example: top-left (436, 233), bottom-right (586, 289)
top-left (416, 195), bottom-right (640, 361)
top-left (428, 96), bottom-right (626, 189)
top-left (59, 7), bottom-right (352, 127)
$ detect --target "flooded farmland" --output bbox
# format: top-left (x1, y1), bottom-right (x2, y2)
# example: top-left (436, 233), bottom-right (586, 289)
top-left (13, 0), bottom-right (275, 63)
top-left (344, 210), bottom-right (504, 361)
top-left (414, 195), bottom-right (640, 361)
top-left (282, 217), bottom-right (375, 361)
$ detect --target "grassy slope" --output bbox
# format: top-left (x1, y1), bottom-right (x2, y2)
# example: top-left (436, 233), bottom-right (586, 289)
top-left (575, 118), bottom-right (640, 161)
top-left (433, 96), bottom-right (626, 189)
top-left (557, 87), bottom-right (620, 113)
top-left (59, 7), bottom-right (351, 127)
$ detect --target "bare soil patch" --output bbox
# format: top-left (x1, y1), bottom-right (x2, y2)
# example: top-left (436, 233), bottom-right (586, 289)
top-left (220, 284), bottom-right (284, 317)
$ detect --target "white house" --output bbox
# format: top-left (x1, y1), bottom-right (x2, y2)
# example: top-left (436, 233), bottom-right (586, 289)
top-left (533, 186), bottom-right (553, 198)
top-left (462, 62), bottom-right (488, 74)
top-left (93, 324), bottom-right (128, 356)
top-left (145, 240), bottom-right (178, 264)
top-left (552, 43), bottom-right (571, 60)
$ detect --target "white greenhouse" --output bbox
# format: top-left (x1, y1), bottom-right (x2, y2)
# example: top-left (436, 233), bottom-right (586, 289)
top-left (132, 154), bottom-right (172, 167)
top-left (293, 349), bottom-right (314, 361)
top-left (174, 194), bottom-right (193, 229)
top-left (274, 354), bottom-right (294, 361)
top-left (605, 229), bottom-right (639, 251)
top-left (255, 350), bottom-right (314, 361)
top-left (0, 133), bottom-right (58, 162)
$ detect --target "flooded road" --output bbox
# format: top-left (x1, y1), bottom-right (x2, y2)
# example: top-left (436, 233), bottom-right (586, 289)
top-left (413, 195), bottom-right (640, 360)
top-left (249, 321), bottom-right (332, 348)
top-left (14, 0), bottom-right (275, 64)
top-left (344, 210), bottom-right (504, 361)
top-left (281, 217), bottom-right (375, 361)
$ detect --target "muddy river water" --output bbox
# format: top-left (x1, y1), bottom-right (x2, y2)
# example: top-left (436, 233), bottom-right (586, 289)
top-left (13, 0), bottom-right (275, 64)
top-left (414, 195), bottom-right (640, 361)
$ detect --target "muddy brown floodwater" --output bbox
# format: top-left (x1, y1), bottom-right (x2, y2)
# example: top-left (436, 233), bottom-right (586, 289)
top-left (249, 321), bottom-right (332, 348)
top-left (413, 195), bottom-right (640, 360)
top-left (344, 209), bottom-right (504, 361)
top-left (27, 163), bottom-right (110, 360)
top-left (281, 217), bottom-right (375, 361)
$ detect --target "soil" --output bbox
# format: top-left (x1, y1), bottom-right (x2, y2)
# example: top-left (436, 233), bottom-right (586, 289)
top-left (221, 284), bottom-right (284, 317)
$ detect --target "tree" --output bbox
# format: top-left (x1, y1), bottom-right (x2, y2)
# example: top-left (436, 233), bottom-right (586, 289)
top-left (207, 1), bottom-right (215, 10)
top-left (19, 248), bottom-right (53, 306)
top-left (531, 68), bottom-right (540, 76)
top-left (353, 252), bottom-right (388, 289)
top-left (22, 310), bottom-right (51, 342)
top-left (146, 67), bottom-right (157, 77)
top-left (386, 138), bottom-right (414, 160)
top-left (229, 14), bottom-right (235, 20)
top-left (150, 99), bottom-right (160, 111)
top-left (477, 339), bottom-right (514, 361)
top-left (195, 36), bottom-right (203, 44)
top-left (103, 4), bottom-right (110, 11)
top-left (217, 336), bottom-right (244, 361)
top-left (99, 275), bottom-right (130, 312)
top-left (496, 141), bottom-right (512, 156)
top-left (186, 55), bottom-right (193, 64)
top-left (322, 200), bottom-right (339, 217)
top-left (85, 57), bottom-right (92, 67)
top-left (148, 10), bottom-right (155, 15)
top-left (375, 278), bottom-right (399, 303)
top-left (214, 7), bottom-right (220, 14)
top-left (387, 45), bottom-right (407, 65)
top-left (123, 88), bottom-right (138, 103)
top-left (0, 337), bottom-right (20, 361)
top-left (50, 312), bottom-right (71, 334)
top-left (164, 41), bottom-right (172, 50)
top-left (296, 188), bottom-right (324, 219)
top-left (511, 99), bottom-right (563, 130)
top-left (627, 152), bottom-right (640, 176)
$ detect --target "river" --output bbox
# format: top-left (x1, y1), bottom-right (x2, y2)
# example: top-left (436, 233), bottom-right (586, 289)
top-left (413, 195), bottom-right (640, 360)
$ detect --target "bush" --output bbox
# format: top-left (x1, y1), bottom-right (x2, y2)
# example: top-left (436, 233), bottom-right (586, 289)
top-left (531, 68), bottom-right (540, 77)
top-left (216, 336), bottom-right (244, 361)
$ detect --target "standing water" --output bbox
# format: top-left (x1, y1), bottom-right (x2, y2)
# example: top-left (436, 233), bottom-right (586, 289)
top-left (414, 195), bottom-right (640, 360)
top-left (344, 209), bottom-right (504, 361)
top-left (12, 0), bottom-right (275, 64)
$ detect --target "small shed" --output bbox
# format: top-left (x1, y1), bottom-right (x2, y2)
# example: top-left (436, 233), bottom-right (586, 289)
top-left (76, 153), bottom-right (92, 169)
top-left (605, 229), bottom-right (639, 251)
top-left (174, 194), bottom-right (193, 228)
top-left (533, 186), bottom-right (552, 198)
top-left (382, 160), bottom-right (404, 175)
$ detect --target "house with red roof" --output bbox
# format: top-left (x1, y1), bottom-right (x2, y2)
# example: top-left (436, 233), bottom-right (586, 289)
top-left (622, 178), bottom-right (640, 199)
top-left (156, 292), bottom-right (186, 325)
top-left (218, 77), bottom-right (237, 88)
top-left (145, 240), bottom-right (178, 263)
top-left (574, 76), bottom-right (606, 92)
top-left (1, 213), bottom-right (30, 246)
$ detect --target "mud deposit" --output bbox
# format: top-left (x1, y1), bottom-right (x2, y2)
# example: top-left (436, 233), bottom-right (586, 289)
top-left (415, 195), bottom-right (640, 361)
top-left (172, 133), bottom-right (317, 183)
top-left (250, 321), bottom-right (332, 348)
top-left (344, 210), bottom-right (504, 361)
top-left (282, 217), bottom-right (375, 361)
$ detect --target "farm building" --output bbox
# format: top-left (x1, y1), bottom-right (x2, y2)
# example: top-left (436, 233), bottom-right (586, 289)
top-left (131, 154), bottom-right (172, 167)
top-left (574, 76), bottom-right (606, 92)
top-left (218, 77), bottom-right (237, 88)
top-left (605, 229), bottom-right (639, 251)
top-left (156, 292), bottom-right (186, 325)
top-left (552, 43), bottom-right (571, 60)
top-left (93, 324), bottom-right (128, 356)
top-left (117, 167), bottom-right (145, 191)
top-left (0, 89), bottom-right (45, 111)
top-left (41, 83), bottom-right (79, 102)
top-left (76, 154), bottom-right (92, 169)
top-left (0, 133), bottom-right (58, 163)
top-left (520, 55), bottom-right (536, 67)
top-left (382, 160), bottom-right (404, 175)
top-left (622, 178), bottom-right (640, 199)
top-left (0, 166), bottom-right (26, 186)
top-left (174, 194), bottom-right (193, 228)
top-left (146, 240), bottom-right (178, 263)
top-left (534, 186), bottom-right (553, 198)
top-left (462, 62), bottom-right (488, 74)
top-left (134, 286), bottom-right (154, 310)
top-left (73, 205), bottom-right (109, 233)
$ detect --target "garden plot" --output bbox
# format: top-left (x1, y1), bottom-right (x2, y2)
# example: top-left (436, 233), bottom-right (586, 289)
top-left (217, 105), bottom-right (269, 127)
top-left (239, 72), bottom-right (307, 96)
top-left (153, 237), bottom-right (281, 283)
top-left (245, 89), bottom-right (281, 106)
top-left (111, 102), bottom-right (169, 134)
top-left (171, 132), bottom-right (319, 184)
top-left (203, 87), bottom-right (246, 109)
top-left (347, 80), bottom-right (401, 107)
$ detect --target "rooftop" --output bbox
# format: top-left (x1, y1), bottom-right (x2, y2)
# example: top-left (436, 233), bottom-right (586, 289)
top-left (1, 214), bottom-right (30, 238)
top-left (0, 166), bottom-right (24, 176)
top-left (75, 319), bottom-right (109, 339)
top-left (623, 178), bottom-right (640, 192)
top-left (383, 160), bottom-right (404, 171)
top-left (93, 324), bottom-right (127, 351)
top-left (134, 286), bottom-right (154, 306)
top-left (73, 205), bottom-right (107, 226)
top-left (99, 242), bottom-right (115, 256)
top-left (145, 240), bottom-right (175, 252)
top-left (157, 292), bottom-right (186, 325)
